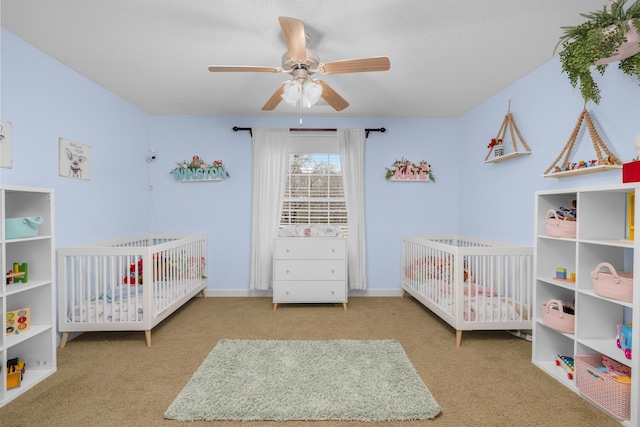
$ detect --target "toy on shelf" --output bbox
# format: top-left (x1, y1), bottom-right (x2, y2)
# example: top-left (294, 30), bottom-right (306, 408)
top-left (6, 357), bottom-right (26, 390)
top-left (6, 308), bottom-right (30, 336)
top-left (554, 266), bottom-right (576, 283)
top-left (555, 201), bottom-right (577, 220)
top-left (556, 355), bottom-right (575, 379)
top-left (617, 323), bottom-right (633, 360)
top-left (5, 262), bottom-right (28, 284)
top-left (12, 262), bottom-right (28, 283)
top-left (6, 271), bottom-right (23, 284)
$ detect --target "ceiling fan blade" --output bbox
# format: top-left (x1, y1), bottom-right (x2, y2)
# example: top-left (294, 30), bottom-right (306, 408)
top-left (316, 80), bottom-right (349, 111)
top-left (318, 56), bottom-right (390, 74)
top-left (208, 65), bottom-right (282, 73)
top-left (278, 16), bottom-right (307, 62)
top-left (262, 84), bottom-right (285, 111)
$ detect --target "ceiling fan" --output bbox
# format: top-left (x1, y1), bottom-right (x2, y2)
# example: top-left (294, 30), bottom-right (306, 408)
top-left (208, 16), bottom-right (390, 112)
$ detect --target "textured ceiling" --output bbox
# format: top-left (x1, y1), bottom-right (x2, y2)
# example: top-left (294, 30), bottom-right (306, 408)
top-left (1, 0), bottom-right (608, 118)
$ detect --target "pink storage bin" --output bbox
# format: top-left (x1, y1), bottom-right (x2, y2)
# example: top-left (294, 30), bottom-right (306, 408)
top-left (541, 299), bottom-right (575, 334)
top-left (545, 209), bottom-right (576, 238)
top-left (575, 354), bottom-right (631, 421)
top-left (591, 262), bottom-right (633, 303)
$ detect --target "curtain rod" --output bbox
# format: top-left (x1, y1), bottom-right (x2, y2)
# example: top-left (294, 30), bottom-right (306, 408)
top-left (232, 126), bottom-right (386, 138)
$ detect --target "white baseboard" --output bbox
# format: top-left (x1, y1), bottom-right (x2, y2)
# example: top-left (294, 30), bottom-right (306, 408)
top-left (204, 288), bottom-right (403, 297)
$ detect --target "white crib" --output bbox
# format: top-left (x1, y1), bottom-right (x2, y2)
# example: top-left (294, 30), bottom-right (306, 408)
top-left (58, 234), bottom-right (207, 347)
top-left (401, 235), bottom-right (533, 346)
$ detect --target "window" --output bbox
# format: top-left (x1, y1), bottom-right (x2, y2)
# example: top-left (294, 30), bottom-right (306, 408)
top-left (280, 152), bottom-right (348, 235)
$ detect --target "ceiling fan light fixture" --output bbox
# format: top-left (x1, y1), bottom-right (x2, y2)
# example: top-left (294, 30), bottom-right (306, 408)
top-left (281, 79), bottom-right (303, 106)
top-left (209, 17), bottom-right (390, 112)
top-left (302, 80), bottom-right (323, 108)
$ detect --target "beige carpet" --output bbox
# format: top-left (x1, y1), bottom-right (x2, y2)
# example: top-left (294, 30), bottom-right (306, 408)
top-left (0, 296), bottom-right (619, 427)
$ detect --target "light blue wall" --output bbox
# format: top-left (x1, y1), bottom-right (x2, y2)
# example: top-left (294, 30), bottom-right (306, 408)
top-left (1, 30), bottom-right (151, 247)
top-left (3, 27), bottom-right (640, 294)
top-left (459, 55), bottom-right (640, 244)
top-left (146, 115), bottom-right (460, 291)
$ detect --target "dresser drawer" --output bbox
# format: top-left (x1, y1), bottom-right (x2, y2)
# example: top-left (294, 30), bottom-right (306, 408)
top-left (274, 259), bottom-right (346, 281)
top-left (274, 238), bottom-right (346, 260)
top-left (273, 281), bottom-right (346, 303)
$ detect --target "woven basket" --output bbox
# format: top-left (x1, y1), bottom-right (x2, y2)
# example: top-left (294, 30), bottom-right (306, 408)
top-left (591, 262), bottom-right (633, 303)
top-left (575, 354), bottom-right (631, 420)
top-left (541, 299), bottom-right (575, 334)
top-left (5, 216), bottom-right (43, 239)
top-left (545, 209), bottom-right (576, 238)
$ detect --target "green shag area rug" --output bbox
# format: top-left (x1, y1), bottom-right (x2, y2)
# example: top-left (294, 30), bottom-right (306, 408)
top-left (164, 339), bottom-right (441, 422)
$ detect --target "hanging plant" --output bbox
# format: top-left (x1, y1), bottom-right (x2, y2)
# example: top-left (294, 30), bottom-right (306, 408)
top-left (555, 0), bottom-right (640, 104)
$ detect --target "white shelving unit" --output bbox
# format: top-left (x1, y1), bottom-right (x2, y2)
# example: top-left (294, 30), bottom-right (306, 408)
top-left (0, 186), bottom-right (56, 407)
top-left (533, 183), bottom-right (639, 425)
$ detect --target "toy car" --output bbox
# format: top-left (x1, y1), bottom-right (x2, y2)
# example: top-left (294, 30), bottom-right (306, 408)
top-left (616, 323), bottom-right (632, 360)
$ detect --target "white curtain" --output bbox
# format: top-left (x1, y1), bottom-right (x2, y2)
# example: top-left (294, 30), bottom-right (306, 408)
top-left (249, 128), bottom-right (290, 290)
top-left (338, 129), bottom-right (367, 290)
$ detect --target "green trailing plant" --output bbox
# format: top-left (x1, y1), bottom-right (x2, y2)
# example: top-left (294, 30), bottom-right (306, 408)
top-left (555, 0), bottom-right (640, 104)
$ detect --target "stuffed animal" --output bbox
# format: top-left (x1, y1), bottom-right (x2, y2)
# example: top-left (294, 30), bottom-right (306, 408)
top-left (124, 260), bottom-right (143, 284)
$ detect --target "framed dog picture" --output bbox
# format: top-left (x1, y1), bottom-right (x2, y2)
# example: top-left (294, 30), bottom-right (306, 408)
top-left (0, 121), bottom-right (12, 169)
top-left (59, 138), bottom-right (91, 180)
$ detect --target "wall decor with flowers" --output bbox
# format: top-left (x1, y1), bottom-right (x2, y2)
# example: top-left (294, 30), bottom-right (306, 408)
top-left (170, 155), bottom-right (230, 182)
top-left (385, 158), bottom-right (435, 182)
top-left (484, 103), bottom-right (532, 164)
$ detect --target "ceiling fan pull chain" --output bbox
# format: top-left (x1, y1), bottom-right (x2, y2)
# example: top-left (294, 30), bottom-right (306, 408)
top-left (299, 97), bottom-right (303, 125)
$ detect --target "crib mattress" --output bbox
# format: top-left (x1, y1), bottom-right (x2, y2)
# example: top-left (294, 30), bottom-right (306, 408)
top-left (69, 299), bottom-right (144, 323)
top-left (66, 280), bottom-right (196, 323)
top-left (403, 279), bottom-right (527, 322)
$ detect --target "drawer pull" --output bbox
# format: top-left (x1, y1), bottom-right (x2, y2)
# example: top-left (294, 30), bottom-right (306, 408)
top-left (331, 269), bottom-right (335, 274)
top-left (331, 248), bottom-right (335, 253)
top-left (286, 248), bottom-right (290, 253)
top-left (285, 269), bottom-right (290, 274)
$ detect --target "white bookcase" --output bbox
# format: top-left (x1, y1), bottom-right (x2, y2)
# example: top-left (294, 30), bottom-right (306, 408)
top-left (533, 183), bottom-right (639, 425)
top-left (0, 186), bottom-right (56, 407)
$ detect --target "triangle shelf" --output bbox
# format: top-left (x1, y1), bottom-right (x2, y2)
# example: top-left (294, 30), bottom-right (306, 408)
top-left (543, 107), bottom-right (622, 178)
top-left (484, 104), bottom-right (532, 164)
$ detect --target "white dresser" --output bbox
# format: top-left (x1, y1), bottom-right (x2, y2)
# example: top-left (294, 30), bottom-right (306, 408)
top-left (272, 237), bottom-right (347, 311)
